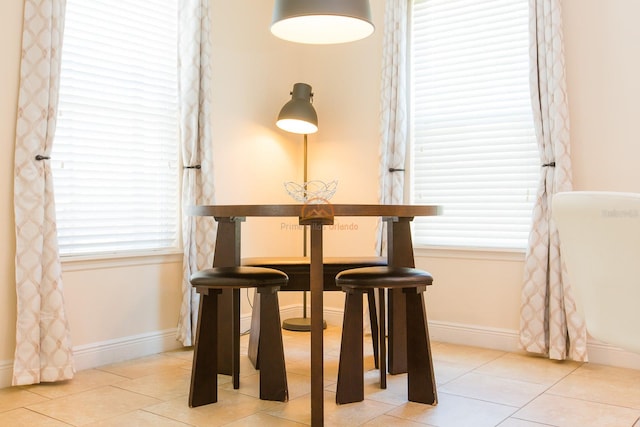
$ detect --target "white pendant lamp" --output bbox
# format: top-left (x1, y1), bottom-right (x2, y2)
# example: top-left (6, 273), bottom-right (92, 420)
top-left (271, 0), bottom-right (374, 45)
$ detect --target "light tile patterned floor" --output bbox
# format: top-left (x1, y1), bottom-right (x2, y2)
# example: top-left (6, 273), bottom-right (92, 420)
top-left (2, 326), bottom-right (640, 426)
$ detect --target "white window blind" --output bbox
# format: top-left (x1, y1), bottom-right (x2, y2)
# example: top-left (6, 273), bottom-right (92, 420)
top-left (52, 0), bottom-right (179, 256)
top-left (410, 0), bottom-right (539, 249)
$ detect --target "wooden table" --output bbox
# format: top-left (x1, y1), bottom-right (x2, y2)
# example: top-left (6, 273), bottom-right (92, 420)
top-left (190, 204), bottom-right (440, 426)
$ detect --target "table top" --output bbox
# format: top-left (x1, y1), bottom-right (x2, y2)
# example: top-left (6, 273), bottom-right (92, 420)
top-left (190, 204), bottom-right (442, 218)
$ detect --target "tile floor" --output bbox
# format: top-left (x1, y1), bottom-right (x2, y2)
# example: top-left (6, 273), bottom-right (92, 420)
top-left (2, 326), bottom-right (640, 426)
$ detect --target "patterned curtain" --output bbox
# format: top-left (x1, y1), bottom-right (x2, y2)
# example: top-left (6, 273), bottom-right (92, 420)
top-left (13, 0), bottom-right (74, 385)
top-left (377, 0), bottom-right (408, 254)
top-left (519, 0), bottom-right (587, 361)
top-left (176, 0), bottom-right (217, 346)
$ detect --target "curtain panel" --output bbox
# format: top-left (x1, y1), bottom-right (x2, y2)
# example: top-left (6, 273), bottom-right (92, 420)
top-left (519, 0), bottom-right (587, 361)
top-left (377, 0), bottom-right (409, 255)
top-left (176, 0), bottom-right (217, 347)
top-left (13, 0), bottom-right (74, 385)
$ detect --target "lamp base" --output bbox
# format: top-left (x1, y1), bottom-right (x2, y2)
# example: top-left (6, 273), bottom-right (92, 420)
top-left (282, 317), bottom-right (327, 332)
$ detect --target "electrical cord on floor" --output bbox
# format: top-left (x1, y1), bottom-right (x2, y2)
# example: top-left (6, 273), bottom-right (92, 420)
top-left (246, 287), bottom-right (253, 309)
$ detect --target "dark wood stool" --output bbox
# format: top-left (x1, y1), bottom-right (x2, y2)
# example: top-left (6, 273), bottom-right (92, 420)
top-left (335, 266), bottom-right (437, 406)
top-left (242, 256), bottom-right (386, 369)
top-left (189, 266), bottom-right (289, 407)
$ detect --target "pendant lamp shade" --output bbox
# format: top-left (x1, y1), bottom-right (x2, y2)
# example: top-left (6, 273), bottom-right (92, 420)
top-left (277, 83), bottom-right (318, 135)
top-left (271, 0), bottom-right (374, 45)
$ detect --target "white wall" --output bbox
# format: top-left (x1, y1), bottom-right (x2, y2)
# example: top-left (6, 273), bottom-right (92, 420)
top-left (563, 0), bottom-right (640, 192)
top-left (3, 0), bottom-right (640, 386)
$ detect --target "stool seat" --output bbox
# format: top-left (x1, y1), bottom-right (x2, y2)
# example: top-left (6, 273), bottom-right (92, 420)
top-left (336, 266), bottom-right (433, 289)
top-left (241, 256), bottom-right (387, 291)
top-left (191, 266), bottom-right (289, 288)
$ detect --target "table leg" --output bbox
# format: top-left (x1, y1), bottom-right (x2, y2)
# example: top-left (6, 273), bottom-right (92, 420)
top-left (385, 217), bottom-right (415, 374)
top-left (309, 224), bottom-right (324, 427)
top-left (212, 217), bottom-right (243, 375)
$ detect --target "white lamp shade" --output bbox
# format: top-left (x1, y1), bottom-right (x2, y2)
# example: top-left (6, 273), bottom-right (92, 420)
top-left (277, 83), bottom-right (318, 134)
top-left (271, 0), bottom-right (374, 45)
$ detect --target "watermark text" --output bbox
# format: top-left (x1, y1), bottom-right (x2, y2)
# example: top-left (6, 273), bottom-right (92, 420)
top-left (601, 209), bottom-right (639, 218)
top-left (280, 220), bottom-right (359, 232)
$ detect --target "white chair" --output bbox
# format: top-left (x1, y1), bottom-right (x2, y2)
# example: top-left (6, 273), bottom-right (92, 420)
top-left (553, 191), bottom-right (640, 354)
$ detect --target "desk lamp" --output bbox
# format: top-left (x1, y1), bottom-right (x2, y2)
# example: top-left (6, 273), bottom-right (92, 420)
top-left (276, 82), bottom-right (325, 331)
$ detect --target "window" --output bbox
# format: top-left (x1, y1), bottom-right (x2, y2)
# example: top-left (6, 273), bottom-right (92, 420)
top-left (52, 0), bottom-right (179, 256)
top-left (410, 0), bottom-right (539, 249)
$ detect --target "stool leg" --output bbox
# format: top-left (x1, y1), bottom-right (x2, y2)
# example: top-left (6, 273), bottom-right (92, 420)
top-left (404, 287), bottom-right (437, 405)
top-left (388, 288), bottom-right (408, 374)
top-left (189, 289), bottom-right (220, 407)
top-left (336, 289), bottom-right (364, 404)
top-left (378, 288), bottom-right (387, 389)
top-left (257, 287), bottom-right (288, 401)
top-left (232, 288), bottom-right (240, 389)
top-left (217, 289), bottom-right (233, 376)
top-left (367, 289), bottom-right (380, 370)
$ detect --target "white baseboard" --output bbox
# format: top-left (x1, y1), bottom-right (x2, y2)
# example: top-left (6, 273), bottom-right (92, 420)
top-left (0, 359), bottom-right (13, 390)
top-left (3, 311), bottom-right (639, 390)
top-left (582, 339), bottom-right (640, 370)
top-left (279, 309), bottom-right (640, 371)
top-left (428, 320), bottom-right (520, 353)
top-left (72, 329), bottom-right (184, 372)
top-left (0, 329), bottom-right (183, 389)
top-left (428, 320), bottom-right (640, 370)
